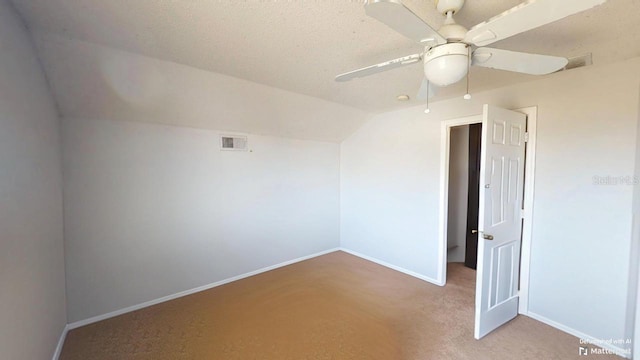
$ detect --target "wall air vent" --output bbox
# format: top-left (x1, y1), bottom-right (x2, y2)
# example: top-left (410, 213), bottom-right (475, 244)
top-left (559, 53), bottom-right (593, 72)
top-left (220, 135), bottom-right (248, 151)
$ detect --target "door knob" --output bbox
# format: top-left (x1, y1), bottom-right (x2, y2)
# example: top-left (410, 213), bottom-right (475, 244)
top-left (472, 230), bottom-right (478, 234)
top-left (482, 233), bottom-right (494, 240)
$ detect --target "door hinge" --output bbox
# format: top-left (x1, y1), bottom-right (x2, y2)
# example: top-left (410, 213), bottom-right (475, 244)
top-left (524, 132), bottom-right (529, 143)
top-left (520, 209), bottom-right (526, 219)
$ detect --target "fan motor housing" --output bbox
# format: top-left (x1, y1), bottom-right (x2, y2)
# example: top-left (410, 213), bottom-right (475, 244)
top-left (438, 22), bottom-right (468, 41)
top-left (436, 0), bottom-right (465, 15)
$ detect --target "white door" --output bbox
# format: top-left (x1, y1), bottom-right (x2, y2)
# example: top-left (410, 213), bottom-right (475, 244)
top-left (474, 104), bottom-right (527, 339)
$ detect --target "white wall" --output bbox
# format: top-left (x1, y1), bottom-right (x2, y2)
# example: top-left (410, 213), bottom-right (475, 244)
top-left (63, 117), bottom-right (340, 323)
top-left (632, 84), bottom-right (640, 359)
top-left (635, 272), bottom-right (639, 358)
top-left (447, 125), bottom-right (469, 263)
top-left (341, 57), bottom-right (640, 351)
top-left (0, 0), bottom-right (67, 358)
top-left (340, 108), bottom-right (442, 279)
top-left (44, 30), bottom-right (356, 324)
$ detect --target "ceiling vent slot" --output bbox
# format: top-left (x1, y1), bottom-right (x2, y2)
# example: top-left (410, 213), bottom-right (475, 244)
top-left (220, 135), bottom-right (248, 151)
top-left (559, 53), bottom-right (593, 72)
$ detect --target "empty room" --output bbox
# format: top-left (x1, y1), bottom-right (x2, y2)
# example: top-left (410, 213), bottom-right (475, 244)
top-left (1, 0), bottom-right (640, 359)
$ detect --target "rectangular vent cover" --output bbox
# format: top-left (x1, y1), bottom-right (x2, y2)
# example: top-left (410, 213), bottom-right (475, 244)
top-left (220, 135), bottom-right (248, 151)
top-left (560, 53), bottom-right (593, 72)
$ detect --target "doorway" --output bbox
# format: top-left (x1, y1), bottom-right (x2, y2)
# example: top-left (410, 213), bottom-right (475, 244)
top-left (437, 107), bottom-right (538, 317)
top-left (446, 123), bottom-right (482, 270)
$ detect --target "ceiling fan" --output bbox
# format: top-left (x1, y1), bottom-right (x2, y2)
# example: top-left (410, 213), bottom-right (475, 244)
top-left (336, 0), bottom-right (607, 100)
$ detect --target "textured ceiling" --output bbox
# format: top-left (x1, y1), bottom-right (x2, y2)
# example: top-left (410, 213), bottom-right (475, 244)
top-left (11, 0), bottom-right (640, 113)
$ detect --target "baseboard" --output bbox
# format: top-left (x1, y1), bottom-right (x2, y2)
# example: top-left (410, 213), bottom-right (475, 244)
top-left (339, 247), bottom-right (442, 286)
top-left (526, 311), bottom-right (631, 358)
top-left (52, 324), bottom-right (69, 360)
top-left (67, 248), bottom-right (341, 330)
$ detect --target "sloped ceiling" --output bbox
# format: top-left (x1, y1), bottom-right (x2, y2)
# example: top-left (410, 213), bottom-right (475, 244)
top-left (33, 34), bottom-right (371, 143)
top-left (11, 0), bottom-right (640, 117)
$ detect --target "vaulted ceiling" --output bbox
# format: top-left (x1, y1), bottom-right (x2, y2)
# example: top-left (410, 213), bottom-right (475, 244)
top-left (12, 0), bottom-right (640, 114)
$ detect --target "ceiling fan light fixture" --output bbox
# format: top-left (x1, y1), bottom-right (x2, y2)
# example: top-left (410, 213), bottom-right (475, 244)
top-left (423, 43), bottom-right (469, 87)
top-left (337, 0), bottom-right (605, 102)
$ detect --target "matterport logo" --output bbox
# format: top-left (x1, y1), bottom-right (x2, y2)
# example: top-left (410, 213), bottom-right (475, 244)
top-left (578, 338), bottom-right (632, 357)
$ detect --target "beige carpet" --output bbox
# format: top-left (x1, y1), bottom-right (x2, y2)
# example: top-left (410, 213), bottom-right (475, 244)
top-left (60, 251), bottom-right (619, 359)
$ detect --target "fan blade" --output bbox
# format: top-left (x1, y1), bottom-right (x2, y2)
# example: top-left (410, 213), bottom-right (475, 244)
top-left (464, 0), bottom-right (607, 47)
top-left (472, 48), bottom-right (568, 75)
top-left (416, 78), bottom-right (437, 101)
top-left (365, 0), bottom-right (445, 44)
top-left (335, 53), bottom-right (422, 82)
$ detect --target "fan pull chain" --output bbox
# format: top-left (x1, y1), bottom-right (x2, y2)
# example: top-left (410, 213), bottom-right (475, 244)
top-left (424, 80), bottom-right (431, 114)
top-left (464, 45), bottom-right (471, 100)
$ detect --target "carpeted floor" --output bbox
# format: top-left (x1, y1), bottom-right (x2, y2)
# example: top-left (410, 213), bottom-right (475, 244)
top-left (59, 251), bottom-right (619, 359)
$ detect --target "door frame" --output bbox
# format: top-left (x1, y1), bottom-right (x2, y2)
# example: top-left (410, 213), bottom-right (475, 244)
top-left (437, 106), bottom-right (537, 315)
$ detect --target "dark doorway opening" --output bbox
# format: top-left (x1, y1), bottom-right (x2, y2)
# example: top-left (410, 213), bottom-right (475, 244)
top-left (446, 123), bottom-right (482, 270)
top-left (464, 123), bottom-right (482, 270)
